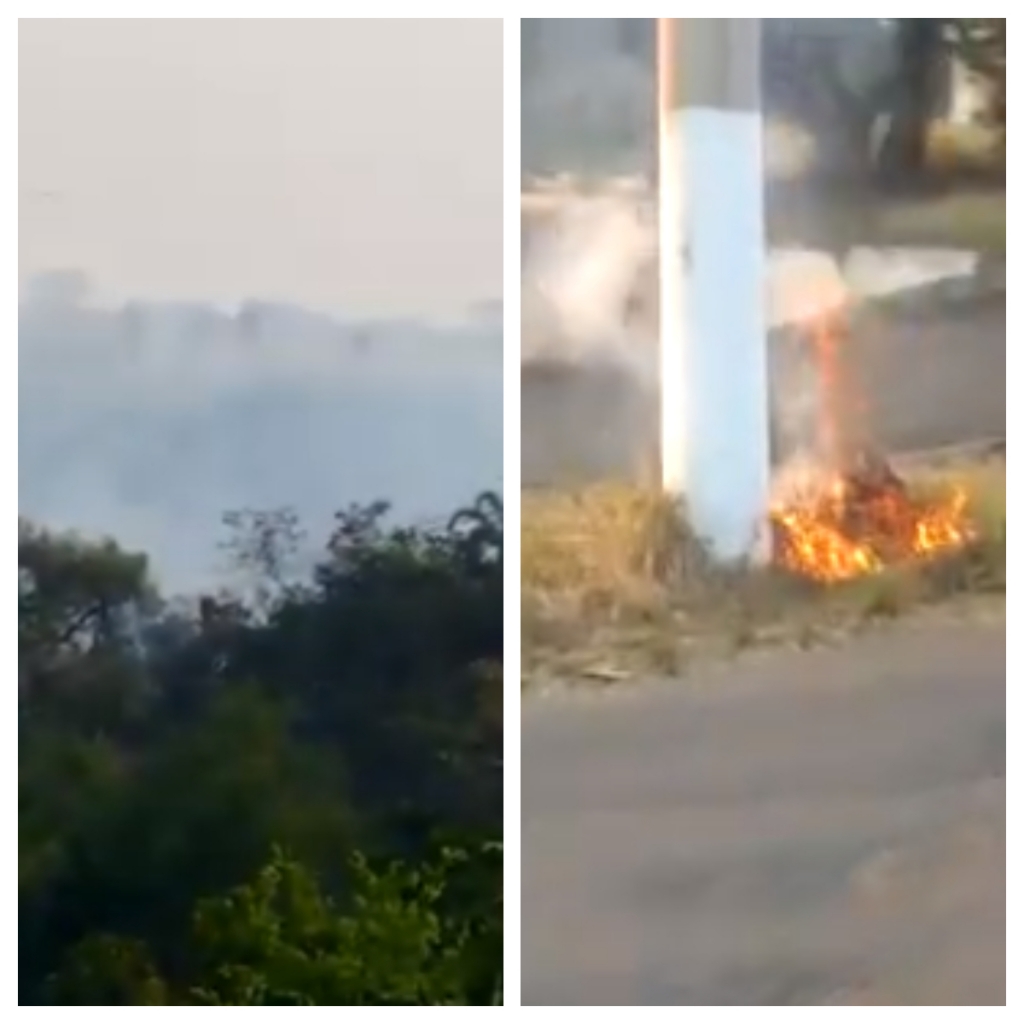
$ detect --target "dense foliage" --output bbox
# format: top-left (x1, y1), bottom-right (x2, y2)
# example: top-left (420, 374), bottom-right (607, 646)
top-left (19, 494), bottom-right (503, 1005)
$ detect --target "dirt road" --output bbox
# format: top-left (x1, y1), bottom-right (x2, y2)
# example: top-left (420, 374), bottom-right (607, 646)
top-left (522, 618), bottom-right (1005, 1005)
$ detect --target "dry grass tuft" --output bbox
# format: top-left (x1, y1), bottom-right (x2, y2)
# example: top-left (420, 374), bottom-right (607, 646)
top-left (522, 482), bottom-right (692, 600)
top-left (522, 458), bottom-right (1005, 686)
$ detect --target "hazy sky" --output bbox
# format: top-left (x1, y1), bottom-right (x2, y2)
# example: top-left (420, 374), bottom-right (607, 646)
top-left (19, 19), bottom-right (502, 319)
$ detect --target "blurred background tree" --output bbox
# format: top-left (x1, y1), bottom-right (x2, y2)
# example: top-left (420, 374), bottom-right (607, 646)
top-left (946, 18), bottom-right (1005, 129)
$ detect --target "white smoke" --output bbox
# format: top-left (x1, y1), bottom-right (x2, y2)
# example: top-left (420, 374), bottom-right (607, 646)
top-left (520, 187), bottom-right (660, 485)
top-left (522, 186), bottom-right (658, 380)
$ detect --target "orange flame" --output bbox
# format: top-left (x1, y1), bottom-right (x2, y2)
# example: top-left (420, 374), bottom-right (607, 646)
top-left (771, 477), bottom-right (973, 583)
top-left (770, 309), bottom-right (974, 583)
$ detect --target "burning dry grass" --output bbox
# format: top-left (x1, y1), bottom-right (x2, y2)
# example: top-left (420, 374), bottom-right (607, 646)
top-left (769, 453), bottom-right (976, 583)
top-left (521, 458), bottom-right (1004, 685)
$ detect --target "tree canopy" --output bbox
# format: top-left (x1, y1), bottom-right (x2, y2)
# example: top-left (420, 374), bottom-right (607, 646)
top-left (19, 494), bottom-right (503, 1005)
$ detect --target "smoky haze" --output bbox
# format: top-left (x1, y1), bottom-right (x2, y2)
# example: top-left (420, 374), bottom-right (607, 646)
top-left (19, 281), bottom-right (502, 593)
top-left (19, 20), bottom-right (503, 592)
top-left (20, 19), bottom-right (502, 319)
top-left (521, 19), bottom-right (659, 485)
top-left (520, 18), bottom-right (1004, 488)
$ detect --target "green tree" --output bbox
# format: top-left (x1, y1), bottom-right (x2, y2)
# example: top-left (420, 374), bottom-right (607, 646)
top-left (50, 844), bottom-right (502, 1006)
top-left (46, 935), bottom-right (169, 1006)
top-left (20, 493), bottom-right (503, 1005)
top-left (189, 847), bottom-right (495, 1005)
top-left (19, 519), bottom-right (156, 737)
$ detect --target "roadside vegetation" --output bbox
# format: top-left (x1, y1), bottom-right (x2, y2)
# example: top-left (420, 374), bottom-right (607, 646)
top-left (522, 457), bottom-right (1004, 687)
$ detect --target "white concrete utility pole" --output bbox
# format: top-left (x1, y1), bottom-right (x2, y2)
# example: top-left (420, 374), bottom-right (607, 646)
top-left (657, 18), bottom-right (772, 563)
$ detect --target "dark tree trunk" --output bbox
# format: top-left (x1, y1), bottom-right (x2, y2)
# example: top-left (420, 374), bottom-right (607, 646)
top-left (877, 19), bottom-right (943, 190)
